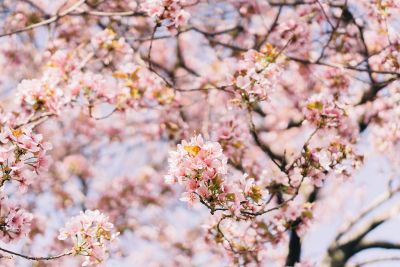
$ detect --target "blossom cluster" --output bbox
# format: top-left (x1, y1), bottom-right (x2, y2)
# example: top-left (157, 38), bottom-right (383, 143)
top-left (295, 140), bottom-right (363, 187)
top-left (0, 194), bottom-right (32, 243)
top-left (112, 63), bottom-right (175, 109)
top-left (303, 94), bottom-right (346, 128)
top-left (278, 19), bottom-right (308, 46)
top-left (17, 50), bottom-right (78, 114)
top-left (16, 28), bottom-right (177, 120)
top-left (214, 114), bottom-right (249, 163)
top-left (234, 44), bottom-right (283, 103)
top-left (166, 137), bottom-right (273, 218)
top-left (205, 201), bottom-right (314, 264)
top-left (371, 39), bottom-right (400, 72)
top-left (0, 126), bottom-right (51, 191)
top-left (69, 71), bottom-right (109, 104)
top-left (165, 135), bottom-right (229, 207)
top-left (142, 0), bottom-right (190, 30)
top-left (324, 69), bottom-right (350, 93)
top-left (367, 85), bottom-right (400, 152)
top-left (58, 210), bottom-right (118, 266)
top-left (371, 0), bottom-right (400, 18)
top-left (0, 0), bottom-right (397, 265)
top-left (96, 167), bottom-right (168, 227)
top-left (91, 28), bottom-right (133, 64)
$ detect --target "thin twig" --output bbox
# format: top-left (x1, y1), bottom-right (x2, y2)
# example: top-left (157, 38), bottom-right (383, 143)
top-left (0, 247), bottom-right (71, 261)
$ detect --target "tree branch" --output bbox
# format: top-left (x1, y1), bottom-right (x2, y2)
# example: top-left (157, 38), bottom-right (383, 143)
top-left (0, 247), bottom-right (71, 261)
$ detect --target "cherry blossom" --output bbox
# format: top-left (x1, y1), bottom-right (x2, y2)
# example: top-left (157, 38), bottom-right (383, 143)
top-left (0, 194), bottom-right (32, 243)
top-left (0, 0), bottom-right (398, 266)
top-left (165, 135), bottom-right (228, 205)
top-left (58, 210), bottom-right (118, 266)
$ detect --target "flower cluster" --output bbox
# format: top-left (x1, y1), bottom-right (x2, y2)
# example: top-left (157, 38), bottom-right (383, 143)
top-left (369, 37), bottom-right (400, 72)
top-left (296, 140), bottom-right (363, 187)
top-left (2, 1), bottom-right (42, 32)
top-left (366, 85), bottom-right (400, 152)
top-left (142, 0), bottom-right (190, 30)
top-left (303, 94), bottom-right (346, 128)
top-left (278, 19), bottom-right (307, 42)
top-left (165, 135), bottom-right (229, 206)
top-left (17, 78), bottom-right (63, 114)
top-left (16, 28), bottom-right (177, 122)
top-left (63, 154), bottom-right (92, 179)
top-left (58, 210), bottom-right (118, 266)
top-left (0, 126), bottom-right (52, 191)
top-left (91, 28), bottom-right (133, 64)
top-left (205, 201), bottom-right (313, 264)
top-left (69, 71), bottom-right (109, 103)
top-left (167, 136), bottom-right (274, 217)
top-left (112, 63), bottom-right (175, 109)
top-left (214, 114), bottom-right (249, 163)
top-left (0, 194), bottom-right (32, 243)
top-left (17, 50), bottom-right (78, 114)
top-left (96, 167), bottom-right (167, 227)
top-left (324, 68), bottom-right (350, 93)
top-left (234, 44), bottom-right (283, 103)
top-left (276, 18), bottom-right (310, 52)
top-left (371, 0), bottom-right (400, 17)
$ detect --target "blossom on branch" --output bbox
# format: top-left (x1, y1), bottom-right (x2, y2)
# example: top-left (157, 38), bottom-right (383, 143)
top-left (58, 210), bottom-right (118, 266)
top-left (0, 194), bottom-right (32, 243)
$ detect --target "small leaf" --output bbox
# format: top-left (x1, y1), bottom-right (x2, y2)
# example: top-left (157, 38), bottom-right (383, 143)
top-left (307, 101), bottom-right (323, 111)
top-left (184, 145), bottom-right (201, 156)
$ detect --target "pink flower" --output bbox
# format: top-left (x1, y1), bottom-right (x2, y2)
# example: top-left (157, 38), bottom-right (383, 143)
top-left (324, 68), bottom-right (350, 92)
top-left (175, 10), bottom-right (190, 27)
top-left (142, 0), bottom-right (190, 28)
top-left (236, 75), bottom-right (251, 89)
top-left (58, 210), bottom-right (118, 266)
top-left (166, 135), bottom-right (228, 206)
top-left (179, 192), bottom-right (198, 206)
top-left (142, 0), bottom-right (164, 17)
top-left (304, 94), bottom-right (346, 128)
top-left (234, 46), bottom-right (282, 102)
top-left (284, 202), bottom-right (302, 221)
top-left (0, 195), bottom-right (32, 243)
top-left (63, 154), bottom-right (91, 178)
